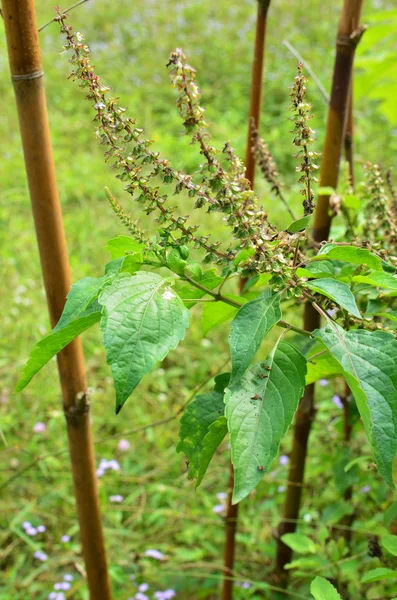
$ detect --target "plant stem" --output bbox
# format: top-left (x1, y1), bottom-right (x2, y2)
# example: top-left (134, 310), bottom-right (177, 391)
top-left (181, 274), bottom-right (312, 338)
top-left (2, 2), bottom-right (111, 598)
top-left (273, 0), bottom-right (364, 589)
top-left (344, 84), bottom-right (355, 187)
top-left (224, 4), bottom-right (271, 595)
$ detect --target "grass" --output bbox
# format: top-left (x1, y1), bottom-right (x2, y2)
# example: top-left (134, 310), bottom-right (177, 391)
top-left (1, 1), bottom-right (397, 599)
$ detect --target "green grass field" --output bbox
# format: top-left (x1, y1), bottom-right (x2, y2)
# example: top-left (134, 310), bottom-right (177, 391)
top-left (1, 1), bottom-right (397, 598)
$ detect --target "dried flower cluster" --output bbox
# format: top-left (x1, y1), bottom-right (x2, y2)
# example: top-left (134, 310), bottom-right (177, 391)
top-left (56, 11), bottom-right (327, 290)
top-left (289, 63), bottom-right (320, 216)
top-left (363, 162), bottom-right (397, 248)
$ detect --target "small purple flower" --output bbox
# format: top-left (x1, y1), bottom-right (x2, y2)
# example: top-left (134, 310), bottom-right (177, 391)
top-left (61, 535), bottom-right (70, 543)
top-left (48, 593), bottom-right (58, 600)
top-left (138, 583), bottom-right (149, 592)
top-left (154, 591), bottom-right (176, 600)
top-left (33, 550), bottom-right (48, 561)
top-left (319, 379), bottom-right (329, 387)
top-left (277, 486), bottom-right (286, 493)
top-left (22, 521), bottom-right (31, 529)
top-left (135, 594), bottom-right (149, 600)
top-left (359, 485), bottom-right (370, 494)
top-left (279, 455), bottom-right (289, 466)
top-left (37, 525), bottom-right (46, 533)
top-left (108, 459), bottom-right (120, 471)
top-left (216, 492), bottom-right (227, 500)
top-left (212, 504), bottom-right (224, 514)
top-left (26, 526), bottom-right (38, 536)
top-left (144, 549), bottom-right (164, 560)
top-left (332, 394), bottom-right (343, 409)
top-left (118, 439), bottom-right (131, 451)
top-left (109, 494), bottom-right (124, 503)
top-left (327, 307), bottom-right (338, 318)
top-left (63, 574), bottom-right (73, 581)
top-left (96, 467), bottom-right (105, 478)
top-left (33, 422), bottom-right (46, 433)
top-left (236, 581), bottom-right (251, 589)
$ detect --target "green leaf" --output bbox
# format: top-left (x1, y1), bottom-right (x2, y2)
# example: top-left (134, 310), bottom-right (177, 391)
top-left (225, 340), bottom-right (306, 503)
top-left (297, 261), bottom-right (335, 279)
top-left (229, 290), bottom-right (282, 385)
top-left (385, 502), bottom-right (397, 528)
top-left (316, 244), bottom-right (383, 270)
top-left (234, 248), bottom-right (255, 267)
top-left (16, 312), bottom-right (101, 392)
top-left (281, 533), bottom-right (317, 554)
top-left (196, 416), bottom-right (228, 486)
top-left (16, 277), bottom-right (108, 391)
top-left (318, 187), bottom-right (335, 196)
top-left (361, 568), bottom-right (397, 583)
top-left (202, 295), bottom-right (247, 336)
top-left (310, 576), bottom-right (343, 600)
top-left (287, 215), bottom-right (311, 233)
top-left (316, 323), bottom-right (397, 487)
top-left (381, 534), bottom-right (397, 557)
top-left (99, 272), bottom-right (190, 412)
top-left (167, 248), bottom-right (187, 275)
top-left (105, 236), bottom-right (144, 259)
top-left (353, 271), bottom-right (397, 292)
top-left (344, 455), bottom-right (371, 473)
top-left (305, 278), bottom-right (361, 319)
top-left (177, 374), bottom-right (229, 480)
top-left (54, 276), bottom-right (110, 332)
top-left (306, 350), bottom-right (341, 385)
top-left (178, 269), bottom-right (223, 308)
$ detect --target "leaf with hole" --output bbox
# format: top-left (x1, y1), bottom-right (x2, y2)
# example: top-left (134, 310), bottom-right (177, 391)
top-left (225, 340), bottom-right (306, 503)
top-left (316, 323), bottom-right (397, 487)
top-left (229, 289), bottom-right (281, 385)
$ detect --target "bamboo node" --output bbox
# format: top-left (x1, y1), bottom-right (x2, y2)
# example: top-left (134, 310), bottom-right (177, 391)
top-left (11, 70), bottom-right (44, 81)
top-left (64, 391), bottom-right (90, 420)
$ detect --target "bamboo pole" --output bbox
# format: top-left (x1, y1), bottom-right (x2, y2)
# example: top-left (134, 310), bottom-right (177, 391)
top-left (222, 4), bottom-right (271, 600)
top-left (1, 1), bottom-right (112, 598)
top-left (274, 0), bottom-right (365, 587)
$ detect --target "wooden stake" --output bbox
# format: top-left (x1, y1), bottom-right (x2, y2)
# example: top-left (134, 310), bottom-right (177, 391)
top-left (274, 0), bottom-right (364, 588)
top-left (223, 4), bottom-right (271, 599)
top-left (2, 1), bottom-right (112, 598)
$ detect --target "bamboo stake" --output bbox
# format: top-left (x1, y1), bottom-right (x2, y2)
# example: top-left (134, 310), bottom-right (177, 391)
top-left (1, 1), bottom-right (112, 598)
top-left (223, 3), bottom-right (271, 599)
top-left (274, 0), bottom-right (365, 588)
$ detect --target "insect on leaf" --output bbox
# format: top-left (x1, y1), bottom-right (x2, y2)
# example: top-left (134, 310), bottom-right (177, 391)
top-left (225, 340), bottom-right (306, 503)
top-left (229, 289), bottom-right (282, 385)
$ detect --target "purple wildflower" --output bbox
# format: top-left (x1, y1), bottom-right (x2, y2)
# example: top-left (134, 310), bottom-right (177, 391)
top-left (109, 494), bottom-right (124, 503)
top-left (360, 485), bottom-right (370, 494)
top-left (61, 535), bottom-right (70, 543)
top-left (63, 574), bottom-right (73, 581)
top-left (144, 549), bottom-right (164, 560)
top-left (332, 395), bottom-right (343, 409)
top-left (212, 504), bottom-right (224, 514)
top-left (26, 526), bottom-right (38, 536)
top-left (154, 591), bottom-right (176, 600)
top-left (37, 525), bottom-right (46, 533)
top-left (216, 492), bottom-right (227, 500)
top-left (236, 581), bottom-right (251, 589)
top-left (319, 379), bottom-right (329, 387)
top-left (135, 594), bottom-right (149, 600)
top-left (279, 455), bottom-right (289, 466)
top-left (118, 439), bottom-right (131, 451)
top-left (277, 486), bottom-right (286, 493)
top-left (138, 583), bottom-right (149, 592)
top-left (33, 550), bottom-right (48, 561)
top-left (33, 422), bottom-right (46, 433)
